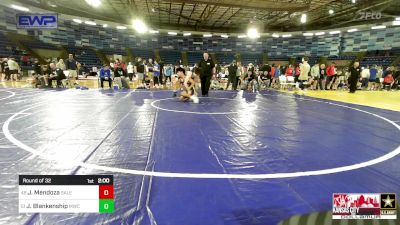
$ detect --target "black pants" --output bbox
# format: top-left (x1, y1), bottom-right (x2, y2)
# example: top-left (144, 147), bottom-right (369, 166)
top-left (226, 75), bottom-right (237, 90)
top-left (317, 77), bottom-right (324, 90)
top-left (200, 75), bottom-right (211, 96)
top-left (100, 77), bottom-right (112, 88)
top-left (154, 76), bottom-right (160, 85)
top-left (299, 80), bottom-right (307, 90)
top-left (165, 76), bottom-right (171, 83)
top-left (349, 78), bottom-right (357, 93)
top-left (48, 77), bottom-right (63, 88)
top-left (326, 76), bottom-right (336, 90)
top-left (128, 73), bottom-right (134, 81)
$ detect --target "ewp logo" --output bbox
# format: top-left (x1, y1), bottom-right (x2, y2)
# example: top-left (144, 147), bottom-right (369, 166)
top-left (17, 14), bottom-right (58, 29)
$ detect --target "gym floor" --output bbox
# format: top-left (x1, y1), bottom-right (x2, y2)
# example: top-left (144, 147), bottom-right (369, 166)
top-left (0, 86), bottom-right (399, 225)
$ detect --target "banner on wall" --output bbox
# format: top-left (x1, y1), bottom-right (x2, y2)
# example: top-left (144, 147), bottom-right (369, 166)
top-left (16, 14), bottom-right (58, 29)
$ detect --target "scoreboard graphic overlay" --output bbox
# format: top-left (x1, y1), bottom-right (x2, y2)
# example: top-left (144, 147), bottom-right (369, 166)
top-left (19, 175), bottom-right (114, 213)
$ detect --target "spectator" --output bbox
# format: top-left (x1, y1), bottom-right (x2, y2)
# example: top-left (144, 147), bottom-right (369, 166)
top-left (153, 60), bottom-right (161, 89)
top-left (360, 65), bottom-right (370, 89)
top-left (325, 62), bottom-right (336, 90)
top-left (294, 64), bottom-right (300, 83)
top-left (319, 64), bottom-right (326, 90)
top-left (285, 65), bottom-right (294, 77)
top-left (210, 75), bottom-right (224, 90)
top-left (241, 70), bottom-right (258, 92)
top-left (272, 65), bottom-right (281, 88)
top-left (298, 57), bottom-right (310, 90)
top-left (99, 65), bottom-right (112, 88)
top-left (65, 54), bottom-right (78, 86)
top-left (348, 61), bottom-right (361, 93)
top-left (376, 65), bottom-right (384, 90)
top-left (127, 62), bottom-right (134, 81)
top-left (56, 59), bottom-right (66, 70)
top-left (226, 60), bottom-right (238, 90)
top-left (113, 63), bottom-right (127, 89)
top-left (48, 63), bottom-right (66, 88)
top-left (7, 57), bottom-right (20, 81)
top-left (134, 57), bottom-right (146, 87)
top-left (310, 63), bottom-right (320, 90)
top-left (383, 72), bottom-right (394, 91)
top-left (1, 58), bottom-right (10, 82)
top-left (164, 64), bottom-right (173, 85)
top-left (368, 65), bottom-right (378, 90)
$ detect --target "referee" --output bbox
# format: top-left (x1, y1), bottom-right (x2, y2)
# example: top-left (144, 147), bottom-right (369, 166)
top-left (198, 52), bottom-right (215, 97)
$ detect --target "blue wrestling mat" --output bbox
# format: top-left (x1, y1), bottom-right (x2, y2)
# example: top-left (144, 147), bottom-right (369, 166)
top-left (0, 88), bottom-right (399, 225)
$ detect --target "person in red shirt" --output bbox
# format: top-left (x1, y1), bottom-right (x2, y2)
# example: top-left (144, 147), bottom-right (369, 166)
top-left (325, 62), bottom-right (336, 90)
top-left (383, 73), bottom-right (394, 91)
top-left (269, 64), bottom-right (276, 88)
top-left (285, 65), bottom-right (294, 76)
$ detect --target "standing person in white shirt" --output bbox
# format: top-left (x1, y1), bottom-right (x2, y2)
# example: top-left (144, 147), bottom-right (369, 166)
top-left (7, 57), bottom-right (20, 81)
top-left (310, 63), bottom-right (320, 90)
top-left (360, 65), bottom-right (370, 89)
top-left (298, 56), bottom-right (311, 91)
top-left (127, 62), bottom-right (134, 81)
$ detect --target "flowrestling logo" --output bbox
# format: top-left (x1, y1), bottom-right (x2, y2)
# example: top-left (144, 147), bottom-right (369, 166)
top-left (332, 193), bottom-right (397, 220)
top-left (17, 14), bottom-right (58, 29)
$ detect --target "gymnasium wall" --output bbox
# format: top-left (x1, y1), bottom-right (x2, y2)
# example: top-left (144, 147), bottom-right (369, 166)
top-left (0, 5), bottom-right (400, 57)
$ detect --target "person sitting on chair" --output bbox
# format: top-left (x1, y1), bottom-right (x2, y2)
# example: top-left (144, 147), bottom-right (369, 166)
top-left (242, 70), bottom-right (258, 92)
top-left (48, 63), bottom-right (66, 88)
top-left (99, 64), bottom-right (112, 88)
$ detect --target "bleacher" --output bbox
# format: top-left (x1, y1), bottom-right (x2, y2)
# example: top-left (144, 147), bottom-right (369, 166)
top-left (328, 55), bottom-right (357, 60)
top-left (131, 48), bottom-right (154, 60)
top-left (216, 52), bottom-right (235, 65)
top-left (159, 50), bottom-right (180, 64)
top-left (0, 32), bottom-right (23, 60)
top-left (241, 53), bottom-right (262, 65)
top-left (360, 56), bottom-right (396, 67)
top-left (64, 46), bottom-right (101, 68)
top-left (20, 38), bottom-right (58, 50)
top-left (187, 51), bottom-right (202, 65)
top-left (102, 48), bottom-right (126, 56)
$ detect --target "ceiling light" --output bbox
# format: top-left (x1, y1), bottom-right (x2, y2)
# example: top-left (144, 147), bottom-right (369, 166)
top-left (329, 9), bottom-right (334, 14)
top-left (393, 20), bottom-right (400, 26)
top-left (272, 33), bottom-right (279, 38)
top-left (49, 4), bottom-right (57, 7)
top-left (102, 24), bottom-right (108, 28)
top-left (347, 28), bottom-right (358, 32)
top-left (238, 35), bottom-right (247, 38)
top-left (300, 14), bottom-right (307, 23)
top-left (73, 19), bottom-right (82, 24)
top-left (203, 34), bottom-right (212, 37)
top-left (247, 27), bottom-right (260, 39)
top-left (168, 32), bottom-right (177, 35)
top-left (303, 33), bottom-right (314, 36)
top-left (132, 19), bottom-right (148, 33)
top-left (11, 4), bottom-right (30, 12)
top-left (149, 30), bottom-right (159, 34)
top-left (116, 26), bottom-right (127, 30)
top-left (84, 21), bottom-right (96, 26)
top-left (85, 0), bottom-right (101, 7)
top-left (282, 34), bottom-right (292, 38)
top-left (371, 25), bottom-right (386, 30)
top-left (329, 30), bottom-right (341, 34)
top-left (221, 34), bottom-right (229, 38)
top-left (183, 33), bottom-right (191, 36)
top-left (315, 32), bottom-right (325, 36)
top-left (396, 17), bottom-right (400, 21)
top-left (351, 0), bottom-right (356, 3)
